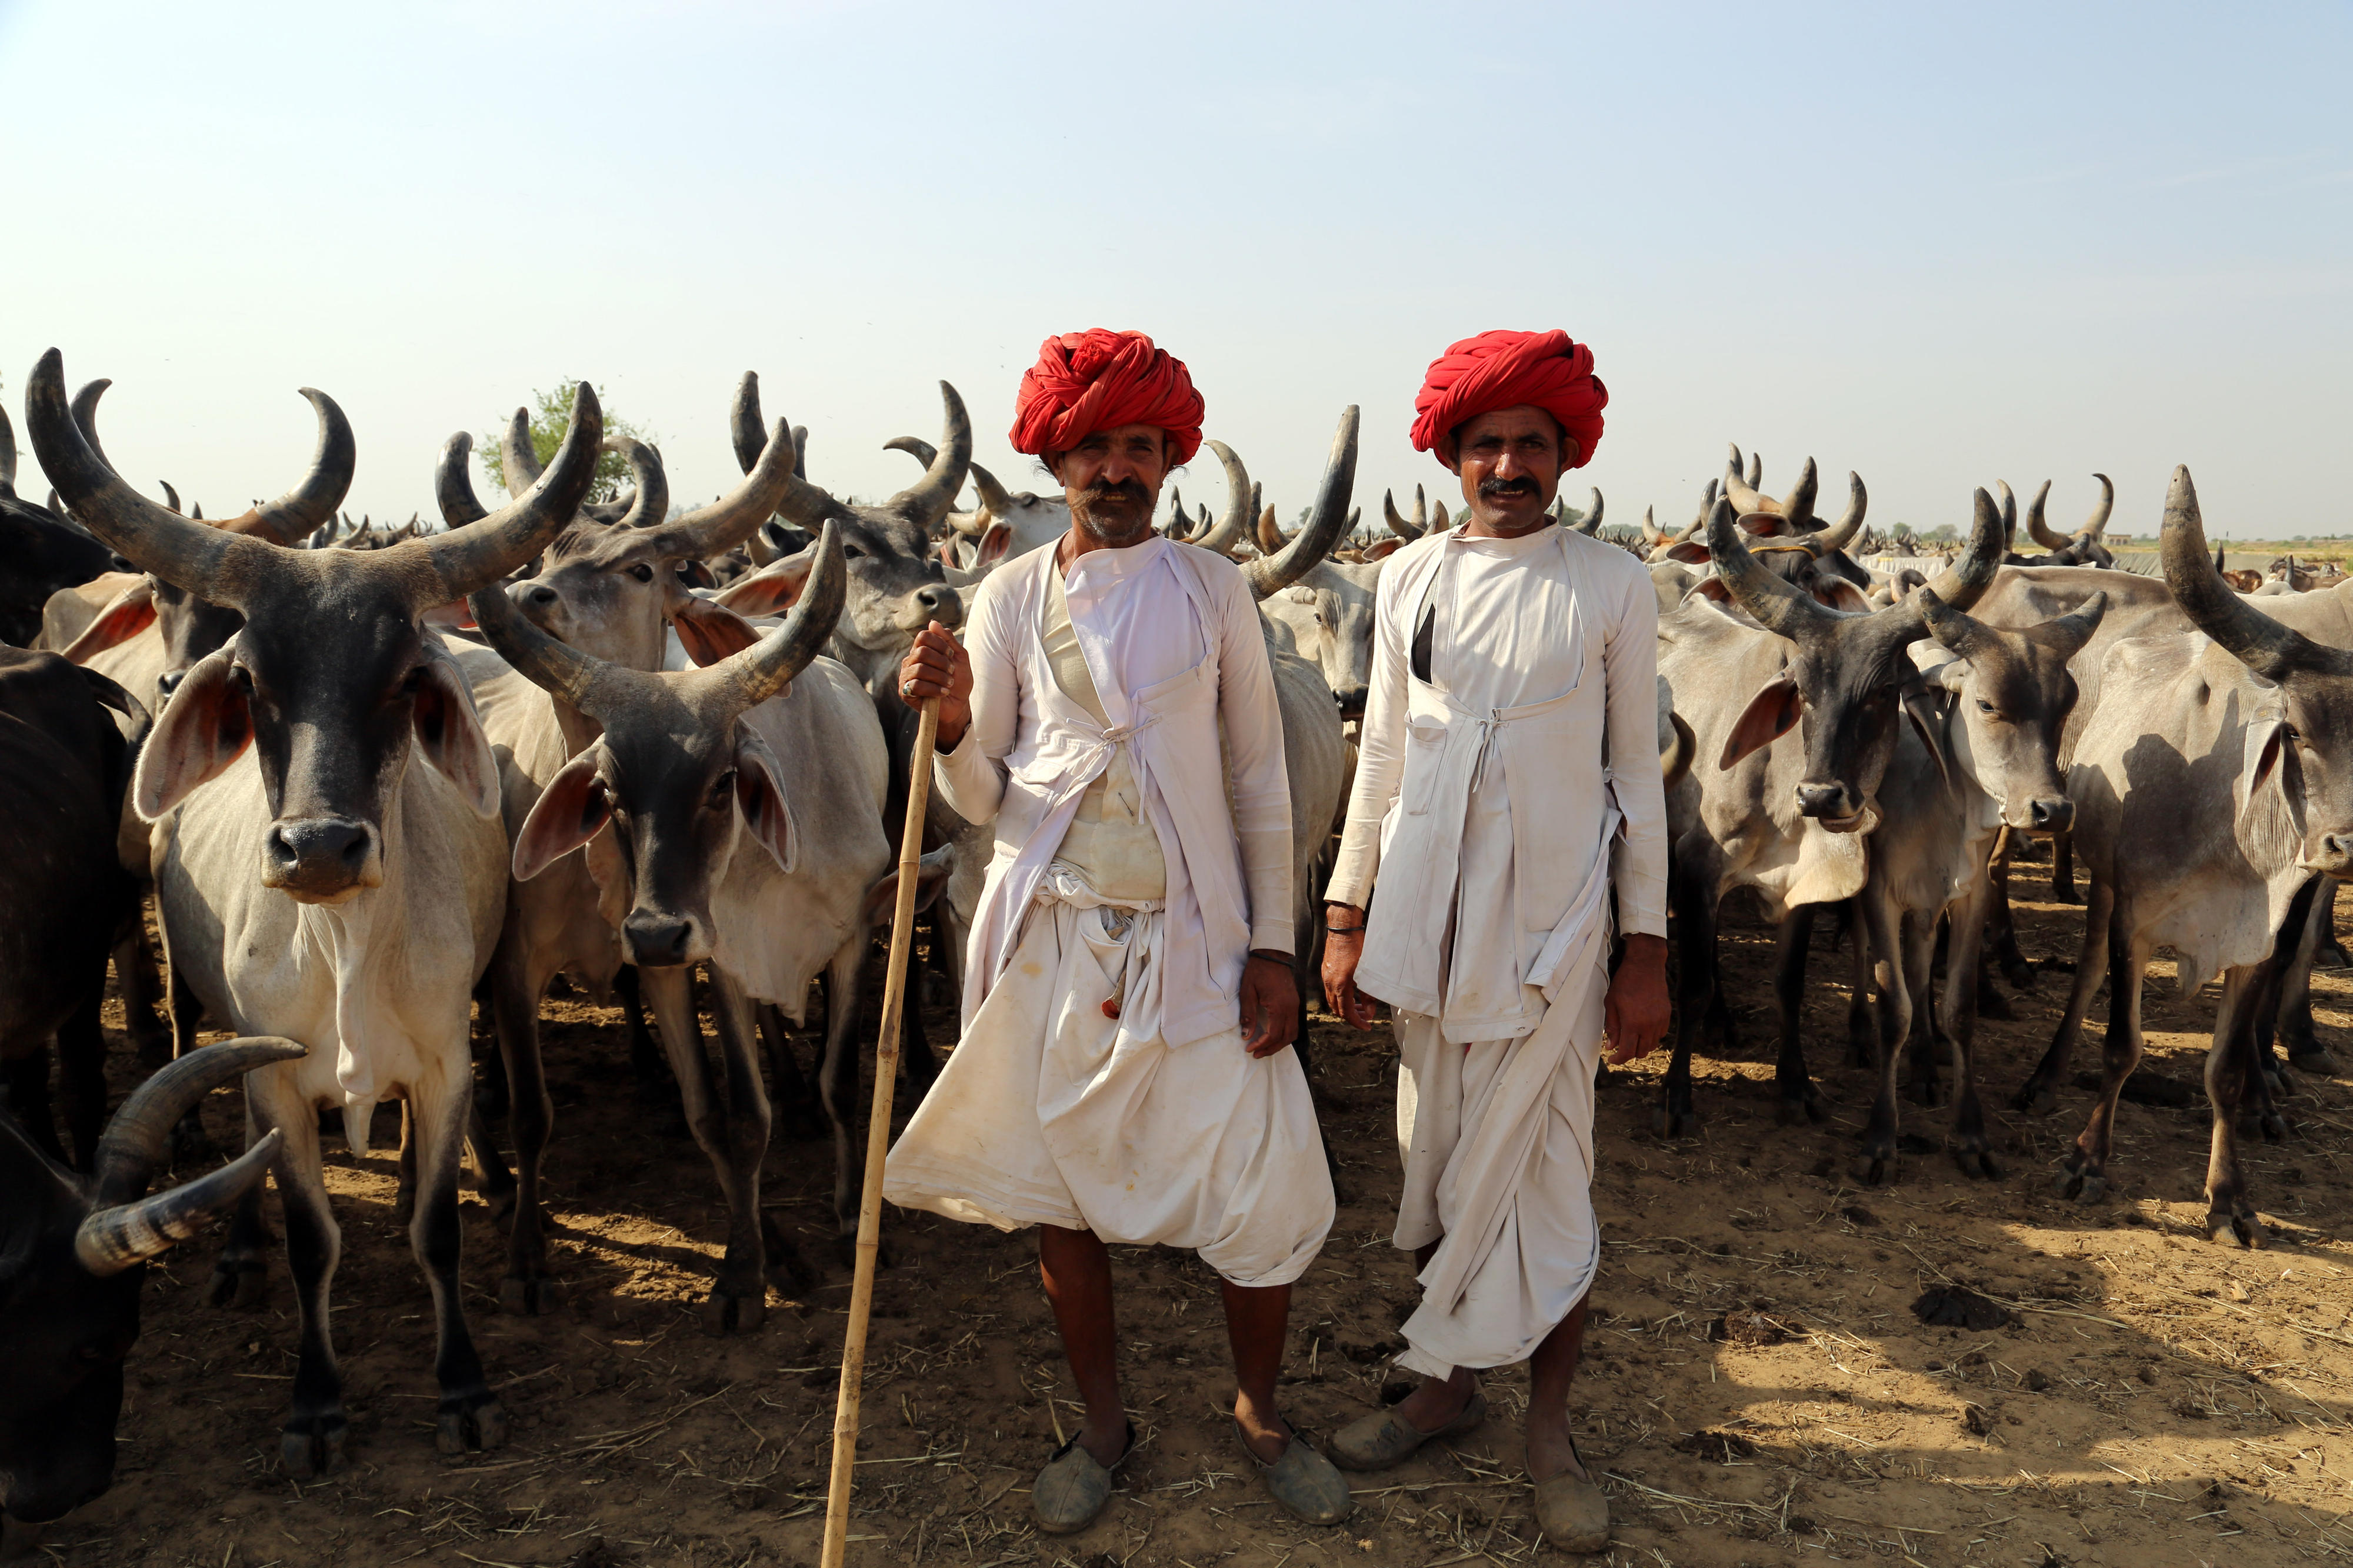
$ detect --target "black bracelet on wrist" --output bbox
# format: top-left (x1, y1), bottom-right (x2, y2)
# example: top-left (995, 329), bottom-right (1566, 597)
top-left (1326, 924), bottom-right (1365, 935)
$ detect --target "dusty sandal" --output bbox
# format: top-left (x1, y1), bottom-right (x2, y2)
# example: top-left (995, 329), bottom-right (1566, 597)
top-left (1532, 1434), bottom-right (1609, 1552)
top-left (1032, 1420), bottom-right (1134, 1536)
top-left (1328, 1386), bottom-right (1488, 1472)
top-left (1235, 1418), bottom-right (1353, 1526)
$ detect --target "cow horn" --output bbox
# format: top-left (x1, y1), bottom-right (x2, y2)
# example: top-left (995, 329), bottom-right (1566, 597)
top-left (88, 1037), bottom-right (306, 1206)
top-left (712, 519), bottom-right (846, 709)
top-left (1781, 459), bottom-right (1820, 529)
top-left (2044, 589), bottom-right (2110, 658)
top-left (245, 389), bottom-right (357, 546)
top-left (1255, 502), bottom-right (1287, 555)
top-left (1661, 709), bottom-right (1695, 789)
top-left (1917, 586), bottom-right (1991, 659)
top-left (1382, 485), bottom-right (1424, 542)
top-left (967, 461), bottom-right (1015, 526)
top-left (1724, 444), bottom-right (1774, 515)
top-left (732, 372), bottom-right (859, 528)
top-left (78, 1127), bottom-right (287, 1277)
top-left (2024, 480), bottom-right (2069, 551)
top-left (27, 351), bottom-right (277, 606)
top-left (653, 420), bottom-right (798, 562)
top-left (501, 406), bottom-right (544, 493)
top-left (1916, 488), bottom-right (2008, 613)
top-left (1708, 496), bottom-right (1840, 640)
top-left (1995, 482), bottom-right (2019, 553)
top-left (1640, 505), bottom-right (1662, 547)
top-left (2160, 466), bottom-right (2353, 681)
top-left (468, 566), bottom-right (616, 710)
top-left (884, 382), bottom-right (971, 535)
top-left (1573, 488), bottom-right (1603, 535)
top-left (1804, 472), bottom-right (1869, 557)
top-left (407, 383), bottom-right (604, 605)
top-left (159, 479), bottom-right (181, 513)
top-left (884, 435), bottom-right (937, 468)
top-left (1197, 441), bottom-right (1255, 556)
top-left (71, 379), bottom-right (115, 469)
top-left (2081, 473), bottom-right (2114, 541)
top-left (0, 398), bottom-right (15, 496)
top-left (1245, 406), bottom-right (1359, 601)
top-left (436, 432), bottom-right (489, 527)
top-left (605, 436), bottom-right (670, 530)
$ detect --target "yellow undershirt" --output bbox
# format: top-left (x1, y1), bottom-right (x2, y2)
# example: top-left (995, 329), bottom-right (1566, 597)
top-left (1041, 566), bottom-right (1169, 902)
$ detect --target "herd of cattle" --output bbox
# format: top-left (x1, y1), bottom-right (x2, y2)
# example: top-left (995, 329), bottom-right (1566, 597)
top-left (0, 348), bottom-right (2345, 1534)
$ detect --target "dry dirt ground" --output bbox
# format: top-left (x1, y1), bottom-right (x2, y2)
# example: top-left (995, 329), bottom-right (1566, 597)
top-left (29, 870), bottom-right (2353, 1568)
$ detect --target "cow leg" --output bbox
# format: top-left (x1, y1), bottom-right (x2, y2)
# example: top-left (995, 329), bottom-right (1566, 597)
top-left (2203, 966), bottom-right (2272, 1248)
top-left (758, 1001), bottom-right (826, 1142)
top-left (2058, 905), bottom-right (2144, 1202)
top-left (638, 964), bottom-right (781, 1329)
top-left (899, 958), bottom-right (943, 1101)
top-left (1983, 832), bottom-right (2034, 993)
top-left (485, 932), bottom-right (559, 1313)
top-left (62, 949), bottom-right (120, 1166)
top-left (704, 969), bottom-right (781, 1330)
top-left (239, 1069), bottom-right (348, 1476)
top-left (2317, 880), bottom-right (2349, 969)
top-left (2014, 878), bottom-right (2115, 1114)
top-left (206, 1096), bottom-right (275, 1309)
top-left (1855, 893), bottom-right (1909, 1186)
top-left (0, 1045), bottom-right (65, 1165)
top-left (116, 915), bottom-right (171, 1068)
top-left (406, 1057), bottom-right (507, 1457)
top-left (819, 937), bottom-right (877, 1265)
top-left (1658, 853), bottom-right (1715, 1138)
top-left (1845, 902), bottom-right (1876, 1069)
top-left (1940, 876), bottom-right (2000, 1179)
top-left (1904, 914), bottom-right (1944, 1109)
top-left (1770, 904), bottom-right (1823, 1125)
top-left (165, 962), bottom-right (219, 1167)
top-left (614, 964), bottom-right (680, 1113)
top-left (2049, 826), bottom-right (2078, 904)
top-left (2274, 884), bottom-right (2339, 1077)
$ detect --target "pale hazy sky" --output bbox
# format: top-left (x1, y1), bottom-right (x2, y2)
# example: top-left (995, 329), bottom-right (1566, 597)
top-left (2, 2), bottom-right (2346, 540)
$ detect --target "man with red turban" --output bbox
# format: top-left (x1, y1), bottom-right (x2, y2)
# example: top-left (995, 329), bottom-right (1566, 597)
top-left (1320, 329), bottom-right (1669, 1550)
top-left (886, 330), bottom-right (1347, 1534)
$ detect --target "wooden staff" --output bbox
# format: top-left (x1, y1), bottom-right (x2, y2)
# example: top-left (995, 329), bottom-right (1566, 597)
top-left (821, 695), bottom-right (939, 1568)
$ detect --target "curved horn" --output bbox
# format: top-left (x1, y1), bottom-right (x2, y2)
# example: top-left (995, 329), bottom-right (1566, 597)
top-left (712, 519), bottom-right (846, 709)
top-left (71, 378), bottom-right (115, 469)
top-left (77, 1128), bottom-right (286, 1277)
top-left (159, 479), bottom-right (181, 513)
top-left (408, 383), bottom-right (604, 604)
top-left (1708, 496), bottom-right (1839, 640)
top-left (1245, 406), bottom-right (1361, 600)
top-left (605, 436), bottom-right (670, 530)
top-left (1661, 710), bottom-right (1695, 789)
top-left (1781, 458), bottom-right (1820, 528)
top-left (651, 420), bottom-right (798, 561)
top-left (2159, 466), bottom-right (2352, 681)
top-left (2081, 472), bottom-right (2114, 541)
top-left (1256, 502), bottom-right (1287, 555)
top-left (884, 435), bottom-right (937, 467)
top-left (89, 1037), bottom-right (307, 1206)
top-left (885, 382), bottom-right (972, 534)
top-left (969, 460), bottom-right (1016, 523)
top-left (1804, 472), bottom-right (1869, 557)
top-left (1572, 488), bottom-right (1602, 535)
top-left (1995, 481), bottom-right (2018, 553)
top-left (436, 431), bottom-right (489, 526)
top-left (0, 398), bottom-right (15, 496)
top-left (1196, 441), bottom-right (1255, 555)
top-left (1918, 585), bottom-right (1992, 659)
top-left (732, 372), bottom-right (858, 528)
top-left (1916, 488), bottom-right (2008, 613)
top-left (1724, 443), bottom-right (1772, 515)
top-left (1382, 486), bottom-right (1424, 542)
top-left (2024, 480), bottom-right (2068, 551)
top-left (26, 351), bottom-right (272, 606)
top-left (501, 406), bottom-right (544, 494)
top-left (468, 568), bottom-right (614, 710)
top-left (246, 388), bottom-right (356, 545)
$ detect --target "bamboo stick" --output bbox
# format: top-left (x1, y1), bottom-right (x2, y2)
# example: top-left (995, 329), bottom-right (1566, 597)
top-left (820, 696), bottom-right (939, 1568)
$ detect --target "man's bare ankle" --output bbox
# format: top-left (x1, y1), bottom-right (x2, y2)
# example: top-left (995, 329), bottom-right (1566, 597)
top-left (1079, 1417), bottom-right (1128, 1466)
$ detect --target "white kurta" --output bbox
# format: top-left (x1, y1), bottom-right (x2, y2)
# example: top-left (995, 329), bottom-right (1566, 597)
top-left (884, 537), bottom-right (1332, 1287)
top-left (1325, 522), bottom-right (1665, 1376)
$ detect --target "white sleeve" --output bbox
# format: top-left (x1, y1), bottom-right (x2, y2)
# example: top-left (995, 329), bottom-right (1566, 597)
top-left (1323, 556), bottom-right (1408, 910)
top-left (1602, 559), bottom-right (1668, 938)
top-left (932, 581), bottom-right (1016, 824)
top-left (1215, 572), bottom-right (1295, 956)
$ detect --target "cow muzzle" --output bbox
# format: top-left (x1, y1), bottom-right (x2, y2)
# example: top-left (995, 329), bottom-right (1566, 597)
top-left (1332, 685), bottom-right (1369, 721)
top-left (623, 910), bottom-right (707, 968)
top-left (262, 816), bottom-right (383, 901)
top-left (1794, 783), bottom-right (1867, 830)
top-left (2301, 835), bottom-right (2353, 879)
top-left (2024, 798), bottom-right (2074, 833)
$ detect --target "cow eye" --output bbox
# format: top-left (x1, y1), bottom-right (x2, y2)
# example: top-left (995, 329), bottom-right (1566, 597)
top-left (1976, 699), bottom-right (1997, 715)
top-left (629, 563), bottom-right (654, 583)
top-left (399, 666), bottom-right (427, 696)
top-left (843, 545), bottom-right (865, 559)
top-left (709, 769), bottom-right (736, 808)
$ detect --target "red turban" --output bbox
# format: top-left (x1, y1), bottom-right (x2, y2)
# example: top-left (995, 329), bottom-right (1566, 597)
top-left (1009, 329), bottom-right (1205, 467)
top-left (1409, 329), bottom-right (1607, 469)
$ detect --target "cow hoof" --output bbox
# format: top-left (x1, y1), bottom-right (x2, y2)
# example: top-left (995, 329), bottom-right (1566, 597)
top-left (699, 1290), bottom-right (766, 1336)
top-left (500, 1276), bottom-right (562, 1316)
top-left (1773, 1097), bottom-right (1813, 1127)
top-left (1953, 1147), bottom-right (2002, 1181)
top-left (1911, 1079), bottom-right (1948, 1109)
top-left (2065, 1171), bottom-right (2107, 1204)
top-left (2291, 1047), bottom-right (2342, 1077)
top-left (436, 1394), bottom-right (508, 1455)
top-left (207, 1258), bottom-right (267, 1310)
top-left (281, 1414), bottom-right (348, 1478)
top-left (759, 1215), bottom-right (820, 1293)
top-left (2011, 1083), bottom-right (2057, 1117)
top-left (2052, 885), bottom-right (2080, 906)
top-left (2209, 1212), bottom-right (2266, 1249)
top-left (1855, 1153), bottom-right (1896, 1186)
top-left (2260, 1110), bottom-right (2290, 1142)
top-left (1652, 1106), bottom-right (1702, 1140)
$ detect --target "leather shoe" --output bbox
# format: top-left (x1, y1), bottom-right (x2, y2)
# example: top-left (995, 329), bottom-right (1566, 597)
top-left (1532, 1437), bottom-right (1608, 1552)
top-left (1032, 1420), bottom-right (1132, 1535)
top-left (1328, 1387), bottom-right (1488, 1472)
top-left (1237, 1419), bottom-right (1352, 1525)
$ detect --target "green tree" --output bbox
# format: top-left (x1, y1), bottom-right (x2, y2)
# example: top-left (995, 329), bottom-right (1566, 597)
top-left (480, 381), bottom-right (656, 503)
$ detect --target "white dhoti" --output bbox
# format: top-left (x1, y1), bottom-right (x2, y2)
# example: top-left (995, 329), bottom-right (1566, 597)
top-left (1391, 959), bottom-right (1605, 1378)
top-left (884, 877), bottom-right (1334, 1288)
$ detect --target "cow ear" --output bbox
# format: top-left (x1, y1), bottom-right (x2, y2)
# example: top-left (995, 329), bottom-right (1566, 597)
top-left (1902, 690), bottom-right (1954, 789)
top-left (733, 726), bottom-right (796, 872)
top-left (1667, 541), bottom-right (1713, 565)
top-left (861, 843), bottom-right (956, 925)
top-left (1364, 538), bottom-right (1402, 562)
top-left (670, 593), bottom-right (765, 666)
top-left (714, 545), bottom-right (815, 616)
top-left (2241, 716), bottom-right (2306, 839)
top-left (1720, 676), bottom-right (1802, 769)
top-left (1813, 578), bottom-right (1871, 613)
top-left (411, 651), bottom-right (502, 818)
top-left (60, 579), bottom-right (157, 663)
top-left (1739, 513), bottom-right (1794, 538)
top-left (134, 643), bottom-right (252, 820)
top-left (976, 523), bottom-right (1013, 568)
top-left (513, 752), bottom-right (611, 882)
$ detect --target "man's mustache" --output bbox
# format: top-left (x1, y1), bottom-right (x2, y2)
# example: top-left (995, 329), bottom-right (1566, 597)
top-left (1478, 476), bottom-right (1539, 499)
top-left (1080, 478), bottom-right (1152, 508)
